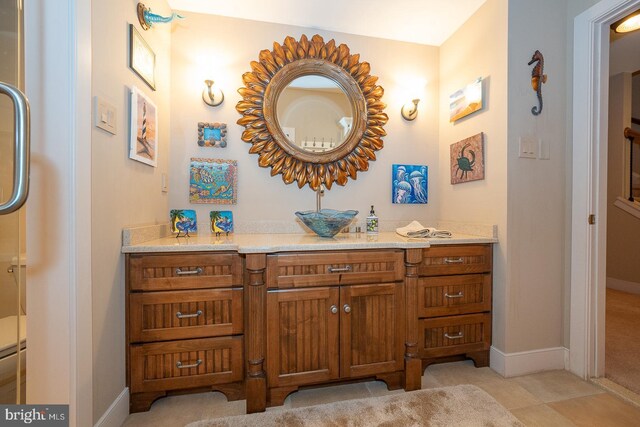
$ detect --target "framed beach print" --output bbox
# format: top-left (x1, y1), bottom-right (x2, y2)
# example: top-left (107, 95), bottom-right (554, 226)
top-left (129, 24), bottom-right (156, 90)
top-left (129, 86), bottom-right (158, 167)
top-left (449, 77), bottom-right (483, 122)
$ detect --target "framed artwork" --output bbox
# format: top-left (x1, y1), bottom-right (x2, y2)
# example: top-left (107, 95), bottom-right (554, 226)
top-left (392, 164), bottom-right (428, 204)
top-left (189, 158), bottom-right (237, 204)
top-left (169, 209), bottom-right (197, 237)
top-left (129, 24), bottom-right (156, 90)
top-left (449, 77), bottom-right (483, 122)
top-left (129, 86), bottom-right (158, 167)
top-left (210, 211), bottom-right (234, 235)
top-left (450, 132), bottom-right (485, 184)
top-left (198, 122), bottom-right (228, 147)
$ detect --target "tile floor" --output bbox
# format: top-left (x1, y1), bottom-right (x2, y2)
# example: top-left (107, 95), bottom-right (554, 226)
top-left (122, 361), bottom-right (640, 426)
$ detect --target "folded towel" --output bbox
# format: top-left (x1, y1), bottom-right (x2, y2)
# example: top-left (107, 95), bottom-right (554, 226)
top-left (396, 221), bottom-right (452, 238)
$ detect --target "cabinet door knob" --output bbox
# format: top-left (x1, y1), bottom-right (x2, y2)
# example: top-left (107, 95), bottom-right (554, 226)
top-left (343, 304), bottom-right (351, 313)
top-left (330, 305), bottom-right (338, 314)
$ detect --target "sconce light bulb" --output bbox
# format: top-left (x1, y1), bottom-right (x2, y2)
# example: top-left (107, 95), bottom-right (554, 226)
top-left (401, 99), bottom-right (420, 121)
top-left (203, 79), bottom-right (224, 107)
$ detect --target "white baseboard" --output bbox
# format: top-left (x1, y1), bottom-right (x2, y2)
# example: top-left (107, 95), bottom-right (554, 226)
top-left (94, 387), bottom-right (129, 427)
top-left (606, 277), bottom-right (640, 295)
top-left (490, 346), bottom-right (567, 377)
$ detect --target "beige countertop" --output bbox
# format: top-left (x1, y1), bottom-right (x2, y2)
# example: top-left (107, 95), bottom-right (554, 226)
top-left (121, 231), bottom-right (497, 254)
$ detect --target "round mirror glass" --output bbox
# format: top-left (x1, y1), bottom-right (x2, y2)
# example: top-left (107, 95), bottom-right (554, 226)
top-left (276, 75), bottom-right (353, 153)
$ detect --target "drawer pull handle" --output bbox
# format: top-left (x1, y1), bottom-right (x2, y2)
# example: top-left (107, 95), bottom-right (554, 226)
top-left (445, 292), bottom-right (464, 299)
top-left (444, 332), bottom-right (464, 340)
top-left (343, 304), bottom-right (351, 314)
top-left (330, 305), bottom-right (338, 314)
top-left (176, 310), bottom-right (203, 319)
top-left (176, 359), bottom-right (202, 369)
top-left (175, 267), bottom-right (203, 276)
top-left (328, 265), bottom-right (352, 273)
top-left (444, 258), bottom-right (464, 264)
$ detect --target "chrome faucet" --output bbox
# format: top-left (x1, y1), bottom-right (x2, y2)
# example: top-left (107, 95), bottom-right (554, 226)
top-left (316, 184), bottom-right (324, 212)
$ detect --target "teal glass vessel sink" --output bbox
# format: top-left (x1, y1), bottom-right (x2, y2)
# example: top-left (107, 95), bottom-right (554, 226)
top-left (295, 209), bottom-right (359, 238)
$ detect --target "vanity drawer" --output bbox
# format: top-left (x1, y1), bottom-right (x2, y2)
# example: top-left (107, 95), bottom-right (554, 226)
top-left (266, 250), bottom-right (404, 288)
top-left (417, 274), bottom-right (491, 318)
top-left (418, 245), bottom-right (492, 277)
top-left (129, 336), bottom-right (244, 393)
top-left (128, 252), bottom-right (243, 291)
top-left (129, 289), bottom-right (243, 342)
top-left (417, 313), bottom-right (491, 359)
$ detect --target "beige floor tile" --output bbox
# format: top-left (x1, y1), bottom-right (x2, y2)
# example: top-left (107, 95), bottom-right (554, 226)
top-left (548, 393), bottom-right (640, 427)
top-left (424, 360), bottom-right (505, 386)
top-left (365, 379), bottom-right (405, 397)
top-left (287, 382), bottom-right (371, 408)
top-left (421, 372), bottom-right (443, 389)
top-left (476, 379), bottom-right (543, 410)
top-left (510, 404), bottom-right (576, 427)
top-left (511, 370), bottom-right (604, 403)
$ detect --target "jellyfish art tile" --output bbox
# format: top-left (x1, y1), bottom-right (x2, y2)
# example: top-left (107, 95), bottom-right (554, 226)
top-left (392, 164), bottom-right (428, 204)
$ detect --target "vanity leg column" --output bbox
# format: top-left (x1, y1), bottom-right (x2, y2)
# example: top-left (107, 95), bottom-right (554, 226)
top-left (245, 254), bottom-right (267, 413)
top-left (404, 248), bottom-right (422, 391)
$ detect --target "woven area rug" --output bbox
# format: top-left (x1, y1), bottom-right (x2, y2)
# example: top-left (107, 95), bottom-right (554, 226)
top-left (187, 384), bottom-right (523, 427)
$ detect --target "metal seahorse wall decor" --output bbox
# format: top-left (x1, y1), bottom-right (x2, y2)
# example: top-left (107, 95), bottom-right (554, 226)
top-left (137, 3), bottom-right (184, 31)
top-left (528, 50), bottom-right (547, 116)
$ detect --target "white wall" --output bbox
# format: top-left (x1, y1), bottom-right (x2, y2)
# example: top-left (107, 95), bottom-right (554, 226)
top-left (439, 0), bottom-right (509, 350)
top-left (610, 30), bottom-right (640, 76)
top-left (505, 0), bottom-right (569, 352)
top-left (169, 13), bottom-right (440, 232)
top-left (91, 0), bottom-right (172, 422)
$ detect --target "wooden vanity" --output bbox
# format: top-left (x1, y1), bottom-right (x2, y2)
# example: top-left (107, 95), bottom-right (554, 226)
top-left (123, 233), bottom-right (494, 413)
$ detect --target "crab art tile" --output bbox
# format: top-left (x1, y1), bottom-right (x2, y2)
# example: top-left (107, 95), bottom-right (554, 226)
top-left (450, 133), bottom-right (485, 184)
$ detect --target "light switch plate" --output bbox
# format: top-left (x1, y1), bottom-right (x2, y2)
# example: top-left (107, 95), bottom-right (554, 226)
top-left (518, 136), bottom-right (537, 159)
top-left (539, 138), bottom-right (550, 160)
top-left (94, 96), bottom-right (117, 135)
top-left (161, 173), bottom-right (169, 193)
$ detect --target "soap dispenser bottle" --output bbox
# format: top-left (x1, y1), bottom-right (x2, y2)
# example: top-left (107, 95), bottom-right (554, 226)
top-left (366, 205), bottom-right (379, 234)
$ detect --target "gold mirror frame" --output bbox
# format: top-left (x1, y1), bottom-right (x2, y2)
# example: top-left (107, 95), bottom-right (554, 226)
top-left (236, 34), bottom-right (388, 190)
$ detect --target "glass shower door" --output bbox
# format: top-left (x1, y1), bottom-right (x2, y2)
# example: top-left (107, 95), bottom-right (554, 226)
top-left (0, 0), bottom-right (28, 404)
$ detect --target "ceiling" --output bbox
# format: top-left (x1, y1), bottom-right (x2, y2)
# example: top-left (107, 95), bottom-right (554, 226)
top-left (166, 0), bottom-right (487, 46)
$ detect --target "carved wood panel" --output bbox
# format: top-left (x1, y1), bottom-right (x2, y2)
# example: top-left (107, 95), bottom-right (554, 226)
top-left (130, 337), bottom-right (244, 393)
top-left (266, 287), bottom-right (340, 387)
top-left (129, 252), bottom-right (243, 291)
top-left (417, 274), bottom-right (491, 318)
top-left (340, 283), bottom-right (405, 378)
top-left (130, 289), bottom-right (243, 342)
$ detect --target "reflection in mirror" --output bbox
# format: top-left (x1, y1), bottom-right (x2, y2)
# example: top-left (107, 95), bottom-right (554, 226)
top-left (277, 75), bottom-right (353, 153)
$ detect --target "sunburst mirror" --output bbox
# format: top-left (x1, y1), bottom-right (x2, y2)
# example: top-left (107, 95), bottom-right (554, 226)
top-left (236, 34), bottom-right (388, 190)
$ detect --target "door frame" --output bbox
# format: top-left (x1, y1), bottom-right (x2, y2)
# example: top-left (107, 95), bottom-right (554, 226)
top-left (570, 0), bottom-right (640, 379)
top-left (24, 1), bottom-right (92, 425)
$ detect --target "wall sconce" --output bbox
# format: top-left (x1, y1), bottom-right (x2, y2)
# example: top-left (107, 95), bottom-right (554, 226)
top-left (202, 80), bottom-right (224, 107)
top-left (611, 9), bottom-right (640, 33)
top-left (137, 2), bottom-right (183, 31)
top-left (401, 99), bottom-right (420, 121)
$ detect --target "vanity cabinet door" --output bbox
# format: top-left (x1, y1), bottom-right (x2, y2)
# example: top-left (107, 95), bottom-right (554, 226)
top-left (266, 287), bottom-right (340, 387)
top-left (339, 283), bottom-right (405, 378)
